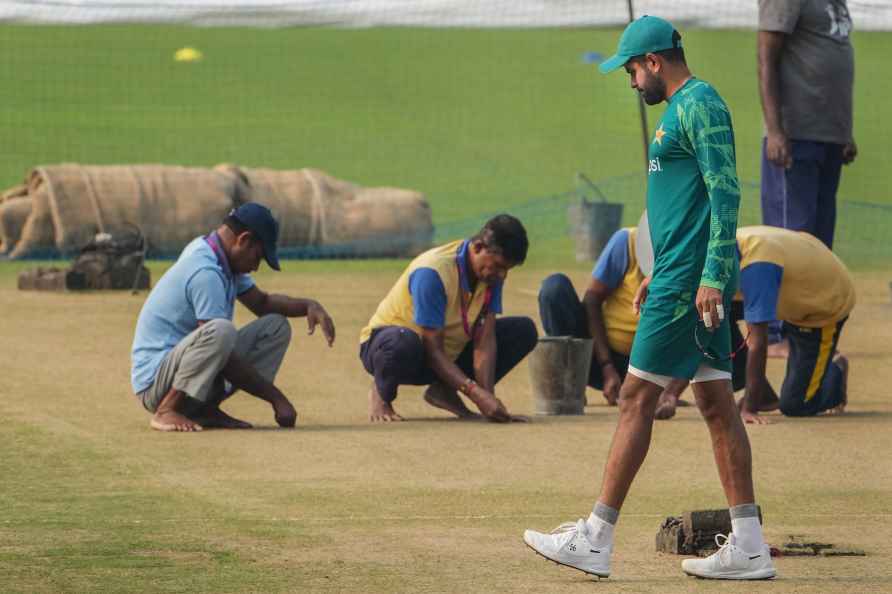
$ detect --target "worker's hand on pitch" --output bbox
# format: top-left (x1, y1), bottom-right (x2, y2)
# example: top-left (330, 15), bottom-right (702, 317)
top-left (740, 409), bottom-right (770, 425)
top-left (632, 275), bottom-right (652, 316)
top-left (272, 395), bottom-right (297, 428)
top-left (696, 286), bottom-right (724, 332)
top-left (474, 391), bottom-right (514, 423)
top-left (765, 130), bottom-right (792, 169)
top-left (602, 365), bottom-right (622, 406)
top-left (307, 301), bottom-right (336, 346)
top-left (842, 139), bottom-right (858, 165)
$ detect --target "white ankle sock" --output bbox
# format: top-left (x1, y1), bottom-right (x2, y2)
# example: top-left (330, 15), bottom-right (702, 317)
top-left (731, 516), bottom-right (765, 553)
top-left (586, 513), bottom-right (615, 547)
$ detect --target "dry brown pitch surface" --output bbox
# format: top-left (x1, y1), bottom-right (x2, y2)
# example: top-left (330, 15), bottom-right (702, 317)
top-left (1, 263), bottom-right (891, 593)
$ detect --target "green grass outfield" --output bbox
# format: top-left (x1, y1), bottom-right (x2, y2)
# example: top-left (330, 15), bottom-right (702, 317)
top-left (2, 25), bottom-right (891, 267)
top-left (2, 266), bottom-right (892, 593)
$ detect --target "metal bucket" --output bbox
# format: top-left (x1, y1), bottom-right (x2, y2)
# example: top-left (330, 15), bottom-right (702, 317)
top-left (567, 173), bottom-right (624, 262)
top-left (528, 336), bottom-right (593, 415)
top-left (569, 201), bottom-right (624, 262)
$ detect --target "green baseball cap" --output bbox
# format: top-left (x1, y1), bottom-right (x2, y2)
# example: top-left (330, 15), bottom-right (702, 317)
top-left (598, 15), bottom-right (681, 74)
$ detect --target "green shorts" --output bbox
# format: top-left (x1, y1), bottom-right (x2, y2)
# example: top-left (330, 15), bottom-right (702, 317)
top-left (629, 288), bottom-right (733, 379)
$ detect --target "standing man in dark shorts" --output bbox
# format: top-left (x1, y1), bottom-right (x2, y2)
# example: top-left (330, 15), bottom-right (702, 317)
top-left (758, 0), bottom-right (857, 249)
top-left (523, 16), bottom-right (775, 580)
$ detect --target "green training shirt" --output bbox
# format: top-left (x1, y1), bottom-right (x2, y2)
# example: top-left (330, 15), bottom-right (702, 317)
top-left (646, 78), bottom-right (740, 295)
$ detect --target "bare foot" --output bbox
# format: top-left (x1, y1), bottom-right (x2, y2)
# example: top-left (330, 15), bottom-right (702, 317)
top-left (827, 354), bottom-right (848, 415)
top-left (151, 388), bottom-right (202, 432)
top-left (654, 392), bottom-right (679, 420)
top-left (767, 339), bottom-right (790, 359)
top-left (368, 384), bottom-right (404, 422)
top-left (192, 405), bottom-right (252, 429)
top-left (150, 409), bottom-right (202, 432)
top-left (423, 383), bottom-right (481, 419)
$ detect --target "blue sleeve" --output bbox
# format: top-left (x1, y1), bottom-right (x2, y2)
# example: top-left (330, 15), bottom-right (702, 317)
top-left (235, 273), bottom-right (255, 295)
top-left (408, 267), bottom-right (447, 329)
top-left (740, 262), bottom-right (783, 324)
top-left (592, 229), bottom-right (630, 289)
top-left (489, 281), bottom-right (503, 315)
top-left (186, 268), bottom-right (230, 321)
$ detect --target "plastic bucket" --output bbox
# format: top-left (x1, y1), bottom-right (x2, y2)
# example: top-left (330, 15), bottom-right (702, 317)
top-left (568, 201), bottom-right (624, 262)
top-left (528, 336), bottom-right (593, 415)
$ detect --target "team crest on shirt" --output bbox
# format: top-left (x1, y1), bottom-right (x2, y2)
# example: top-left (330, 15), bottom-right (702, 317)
top-left (653, 124), bottom-right (667, 145)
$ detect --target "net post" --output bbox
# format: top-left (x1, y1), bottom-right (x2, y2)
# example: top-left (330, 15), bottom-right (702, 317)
top-left (627, 0), bottom-right (650, 171)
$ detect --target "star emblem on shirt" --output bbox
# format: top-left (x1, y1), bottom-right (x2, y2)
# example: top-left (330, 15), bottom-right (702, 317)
top-left (653, 124), bottom-right (666, 145)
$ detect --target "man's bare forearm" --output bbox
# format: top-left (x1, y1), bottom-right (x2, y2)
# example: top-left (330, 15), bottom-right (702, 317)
top-left (424, 338), bottom-right (472, 388)
top-left (582, 291), bottom-right (613, 366)
top-left (263, 294), bottom-right (317, 318)
top-left (758, 31), bottom-right (786, 136)
top-left (742, 332), bottom-right (769, 413)
top-left (222, 351), bottom-right (282, 403)
top-left (473, 326), bottom-right (497, 393)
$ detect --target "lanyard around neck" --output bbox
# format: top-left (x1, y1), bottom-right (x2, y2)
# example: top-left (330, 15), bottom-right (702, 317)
top-left (457, 250), bottom-right (492, 339)
top-left (204, 232), bottom-right (233, 279)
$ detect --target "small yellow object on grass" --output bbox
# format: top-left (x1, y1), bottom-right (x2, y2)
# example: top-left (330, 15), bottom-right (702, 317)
top-left (174, 47), bottom-right (203, 62)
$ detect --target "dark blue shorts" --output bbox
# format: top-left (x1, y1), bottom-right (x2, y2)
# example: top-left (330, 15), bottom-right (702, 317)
top-left (760, 138), bottom-right (844, 249)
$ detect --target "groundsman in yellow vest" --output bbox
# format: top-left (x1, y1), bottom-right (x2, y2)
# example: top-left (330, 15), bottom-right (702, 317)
top-left (359, 215), bottom-right (537, 423)
top-left (537, 227), bottom-right (689, 418)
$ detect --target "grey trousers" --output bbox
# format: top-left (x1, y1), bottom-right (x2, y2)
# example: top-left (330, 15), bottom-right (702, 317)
top-left (138, 314), bottom-right (292, 414)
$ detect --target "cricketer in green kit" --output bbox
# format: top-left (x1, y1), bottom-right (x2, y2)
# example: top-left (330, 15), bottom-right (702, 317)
top-left (523, 16), bottom-right (776, 581)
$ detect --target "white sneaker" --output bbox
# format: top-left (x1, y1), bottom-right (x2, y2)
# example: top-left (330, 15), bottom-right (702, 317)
top-left (682, 533), bottom-right (776, 580)
top-left (523, 519), bottom-right (611, 577)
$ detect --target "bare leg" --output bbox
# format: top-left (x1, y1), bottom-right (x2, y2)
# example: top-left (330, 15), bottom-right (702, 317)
top-left (222, 353), bottom-right (296, 427)
top-left (423, 382), bottom-right (481, 419)
top-left (692, 380), bottom-right (755, 506)
top-left (597, 375), bottom-right (664, 509)
top-left (368, 382), bottom-right (404, 422)
top-left (150, 388), bottom-right (203, 432)
top-left (190, 380), bottom-right (253, 429)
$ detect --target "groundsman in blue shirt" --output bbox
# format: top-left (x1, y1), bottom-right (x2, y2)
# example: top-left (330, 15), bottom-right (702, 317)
top-left (130, 203), bottom-right (335, 432)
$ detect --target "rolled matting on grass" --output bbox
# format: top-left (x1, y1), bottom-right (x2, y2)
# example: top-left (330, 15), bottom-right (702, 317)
top-left (5, 164), bottom-right (236, 258)
top-left (0, 164), bottom-right (433, 259)
top-left (217, 164), bottom-right (433, 258)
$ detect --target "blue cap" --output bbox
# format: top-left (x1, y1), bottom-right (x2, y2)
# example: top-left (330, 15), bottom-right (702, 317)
top-left (230, 202), bottom-right (281, 271)
top-left (599, 15), bottom-right (681, 74)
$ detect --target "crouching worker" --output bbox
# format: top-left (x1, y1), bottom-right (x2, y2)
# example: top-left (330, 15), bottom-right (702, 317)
top-left (360, 214), bottom-right (537, 423)
top-left (735, 226), bottom-right (855, 421)
top-left (130, 202), bottom-right (335, 432)
top-left (538, 226), bottom-right (689, 418)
